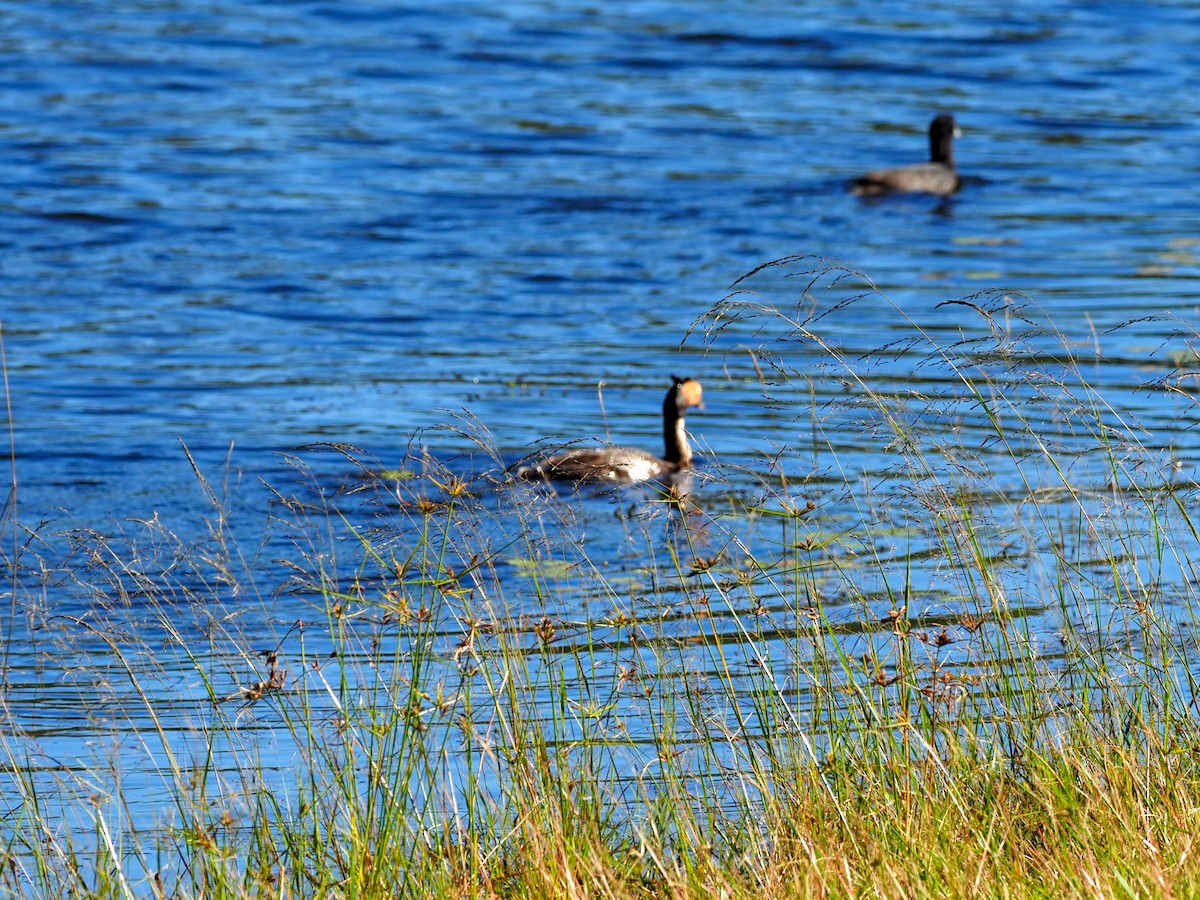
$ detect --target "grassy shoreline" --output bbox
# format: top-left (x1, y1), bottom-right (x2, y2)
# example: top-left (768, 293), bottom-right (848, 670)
top-left (5, 266), bottom-right (1200, 897)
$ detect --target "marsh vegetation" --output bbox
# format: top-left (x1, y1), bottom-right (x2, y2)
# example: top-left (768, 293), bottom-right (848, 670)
top-left (5, 261), bottom-right (1200, 897)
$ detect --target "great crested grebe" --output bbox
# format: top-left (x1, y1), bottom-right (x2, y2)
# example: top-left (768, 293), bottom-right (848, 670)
top-left (852, 114), bottom-right (961, 197)
top-left (519, 376), bottom-right (704, 484)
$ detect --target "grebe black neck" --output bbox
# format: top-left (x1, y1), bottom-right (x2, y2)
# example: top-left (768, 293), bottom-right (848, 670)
top-left (662, 375), bottom-right (703, 467)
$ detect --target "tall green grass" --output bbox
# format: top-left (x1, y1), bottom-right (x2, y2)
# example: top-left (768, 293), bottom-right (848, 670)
top-left (4, 261), bottom-right (1200, 897)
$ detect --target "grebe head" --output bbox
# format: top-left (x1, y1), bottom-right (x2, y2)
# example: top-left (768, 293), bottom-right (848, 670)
top-left (670, 375), bottom-right (703, 412)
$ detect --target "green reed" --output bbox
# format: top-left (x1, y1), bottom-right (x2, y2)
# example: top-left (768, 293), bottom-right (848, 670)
top-left (5, 261), bottom-right (1200, 896)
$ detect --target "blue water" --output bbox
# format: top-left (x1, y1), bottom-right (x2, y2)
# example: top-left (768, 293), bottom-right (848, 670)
top-left (4, 0), bottom-right (1200, 878)
top-left (8, 0), bottom-right (1200, 523)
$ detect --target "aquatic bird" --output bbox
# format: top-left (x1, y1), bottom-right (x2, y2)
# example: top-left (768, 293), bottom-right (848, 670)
top-left (519, 376), bottom-right (704, 484)
top-left (852, 114), bottom-right (961, 197)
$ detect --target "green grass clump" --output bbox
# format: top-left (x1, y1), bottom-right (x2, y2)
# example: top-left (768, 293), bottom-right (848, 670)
top-left (5, 260), bottom-right (1200, 897)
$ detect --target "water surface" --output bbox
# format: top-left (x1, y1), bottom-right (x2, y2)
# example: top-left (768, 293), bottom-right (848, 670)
top-left (3, 0), bottom-right (1200, 876)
